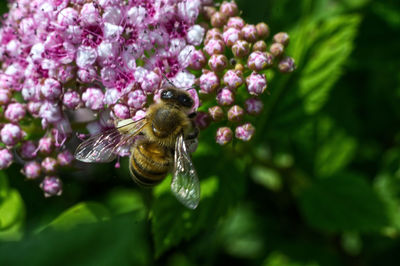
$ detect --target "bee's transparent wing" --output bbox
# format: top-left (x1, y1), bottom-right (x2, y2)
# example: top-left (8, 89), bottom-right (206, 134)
top-left (74, 118), bottom-right (147, 163)
top-left (171, 134), bottom-right (200, 209)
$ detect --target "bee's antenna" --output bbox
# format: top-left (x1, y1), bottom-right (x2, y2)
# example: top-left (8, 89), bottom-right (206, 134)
top-left (160, 71), bottom-right (177, 88)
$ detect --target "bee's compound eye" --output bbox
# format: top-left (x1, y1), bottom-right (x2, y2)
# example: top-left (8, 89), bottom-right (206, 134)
top-left (161, 89), bottom-right (174, 100)
top-left (178, 94), bottom-right (193, 108)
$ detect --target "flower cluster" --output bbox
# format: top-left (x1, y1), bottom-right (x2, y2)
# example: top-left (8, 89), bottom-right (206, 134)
top-left (196, 1), bottom-right (295, 145)
top-left (0, 0), bottom-right (294, 197)
top-left (0, 0), bottom-right (204, 196)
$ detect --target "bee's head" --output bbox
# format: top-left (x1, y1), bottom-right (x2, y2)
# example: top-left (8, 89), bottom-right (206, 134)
top-left (160, 88), bottom-right (194, 108)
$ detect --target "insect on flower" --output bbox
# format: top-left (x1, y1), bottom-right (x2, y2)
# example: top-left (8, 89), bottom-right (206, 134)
top-left (74, 86), bottom-right (200, 209)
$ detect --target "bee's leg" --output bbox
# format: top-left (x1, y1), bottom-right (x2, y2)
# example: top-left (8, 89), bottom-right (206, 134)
top-left (186, 122), bottom-right (199, 140)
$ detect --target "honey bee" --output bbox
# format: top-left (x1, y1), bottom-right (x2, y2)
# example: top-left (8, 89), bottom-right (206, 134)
top-left (74, 88), bottom-right (200, 209)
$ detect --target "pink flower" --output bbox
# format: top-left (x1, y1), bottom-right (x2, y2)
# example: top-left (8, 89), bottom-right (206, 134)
top-left (40, 176), bottom-right (63, 197)
top-left (23, 161), bottom-right (41, 179)
top-left (0, 148), bottom-right (13, 170)
top-left (216, 127), bottom-right (233, 145)
top-left (1, 124), bottom-right (23, 146)
top-left (5, 103), bottom-right (26, 122)
top-left (82, 88), bottom-right (104, 110)
top-left (246, 72), bottom-right (267, 96)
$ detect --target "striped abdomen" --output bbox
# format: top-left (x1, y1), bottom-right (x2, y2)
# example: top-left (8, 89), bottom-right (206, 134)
top-left (129, 141), bottom-right (172, 187)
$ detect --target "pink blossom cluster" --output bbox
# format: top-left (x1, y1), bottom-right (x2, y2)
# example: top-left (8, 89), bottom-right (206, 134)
top-left (196, 1), bottom-right (295, 145)
top-left (0, 0), bottom-right (205, 196)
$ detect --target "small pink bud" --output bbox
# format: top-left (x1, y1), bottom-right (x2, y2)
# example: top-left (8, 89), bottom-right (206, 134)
top-left (235, 123), bottom-right (255, 141)
top-left (270, 42), bottom-right (284, 57)
top-left (211, 12), bottom-right (228, 28)
top-left (216, 87), bottom-right (235, 106)
top-left (0, 148), bottom-right (13, 170)
top-left (256, 22), bottom-right (270, 39)
top-left (0, 89), bottom-right (11, 105)
top-left (20, 141), bottom-right (37, 159)
top-left (188, 50), bottom-right (206, 70)
top-left (223, 27), bottom-right (242, 47)
top-left (220, 1), bottom-right (238, 17)
top-left (127, 89), bottom-right (147, 109)
top-left (195, 111), bottom-right (211, 129)
top-left (273, 32), bottom-right (290, 46)
top-left (226, 17), bottom-right (245, 29)
top-left (208, 54), bottom-right (228, 72)
top-left (1, 123), bottom-right (23, 146)
top-left (253, 40), bottom-right (267, 52)
top-left (208, 106), bottom-right (224, 121)
top-left (38, 137), bottom-right (53, 154)
top-left (205, 28), bottom-right (223, 43)
top-left (247, 51), bottom-right (273, 71)
top-left (203, 6), bottom-right (217, 20)
top-left (57, 150), bottom-right (74, 166)
top-left (278, 57), bottom-right (296, 73)
top-left (41, 157), bottom-right (58, 173)
top-left (216, 127), bottom-right (233, 145)
top-left (22, 161), bottom-right (41, 179)
top-left (82, 87), bottom-right (104, 110)
top-left (223, 70), bottom-right (243, 90)
top-left (245, 98), bottom-right (264, 115)
top-left (241, 24), bottom-right (258, 43)
top-left (246, 72), bottom-right (267, 96)
top-left (232, 40), bottom-right (250, 57)
top-left (41, 78), bottom-right (62, 101)
top-left (204, 38), bottom-right (225, 56)
top-left (113, 104), bottom-right (131, 119)
top-left (63, 91), bottom-right (81, 109)
top-left (227, 105), bottom-right (244, 122)
top-left (40, 176), bottom-right (63, 197)
top-left (199, 71), bottom-right (220, 94)
top-left (5, 102), bottom-right (26, 122)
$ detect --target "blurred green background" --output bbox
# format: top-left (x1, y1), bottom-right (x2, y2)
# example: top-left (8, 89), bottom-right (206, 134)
top-left (1, 0), bottom-right (400, 265)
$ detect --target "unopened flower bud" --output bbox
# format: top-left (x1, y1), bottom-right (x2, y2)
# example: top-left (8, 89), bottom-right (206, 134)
top-left (199, 71), bottom-right (220, 94)
top-left (113, 104), bottom-right (130, 119)
top-left (227, 105), bottom-right (244, 122)
top-left (0, 89), bottom-right (11, 105)
top-left (278, 57), bottom-right (296, 73)
top-left (204, 38), bottom-right (225, 55)
top-left (82, 88), bottom-right (104, 110)
top-left (223, 70), bottom-right (243, 90)
top-left (40, 176), bottom-right (63, 197)
top-left (241, 24), bottom-right (258, 43)
top-left (211, 12), bottom-right (228, 28)
top-left (227, 17), bottom-right (245, 29)
top-left (187, 25), bottom-right (205, 46)
top-left (38, 137), bottom-right (53, 154)
top-left (189, 50), bottom-right (206, 70)
top-left (208, 54), bottom-right (228, 72)
top-left (208, 106), bottom-right (224, 121)
top-left (216, 127), bottom-right (233, 145)
top-left (195, 111), bottom-right (211, 129)
top-left (27, 102), bottom-right (41, 117)
top-left (20, 141), bottom-right (37, 159)
top-left (246, 72), bottom-right (267, 96)
top-left (22, 161), bottom-right (41, 179)
top-left (270, 42), bottom-right (284, 57)
top-left (205, 28), bottom-right (223, 43)
top-left (253, 40), bottom-right (267, 52)
top-left (235, 123), bottom-right (255, 141)
top-left (235, 63), bottom-right (244, 72)
top-left (220, 1), bottom-right (238, 17)
top-left (203, 6), bottom-right (217, 20)
top-left (273, 32), bottom-right (290, 46)
top-left (247, 51), bottom-right (273, 71)
top-left (245, 98), bottom-right (263, 115)
top-left (1, 123), bottom-right (23, 146)
top-left (41, 157), bottom-right (57, 173)
top-left (41, 78), bottom-right (62, 101)
top-left (256, 22), bottom-right (270, 39)
top-left (5, 102), bottom-right (26, 122)
top-left (216, 87), bottom-right (235, 105)
top-left (232, 40), bottom-right (250, 57)
top-left (223, 27), bottom-right (242, 47)
top-left (63, 91), bottom-right (81, 109)
top-left (57, 150), bottom-right (74, 166)
top-left (0, 148), bottom-right (13, 170)
top-left (127, 89), bottom-right (147, 109)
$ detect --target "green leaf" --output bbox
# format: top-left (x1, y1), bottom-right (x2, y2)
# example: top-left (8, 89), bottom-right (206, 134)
top-left (0, 189), bottom-right (25, 241)
top-left (0, 214), bottom-right (150, 266)
top-left (0, 171), bottom-right (9, 199)
top-left (298, 172), bottom-right (389, 232)
top-left (151, 151), bottom-right (247, 257)
top-left (44, 202), bottom-right (111, 231)
top-left (104, 188), bottom-right (146, 216)
top-left (263, 252), bottom-right (319, 266)
top-left (266, 15), bottom-right (361, 130)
